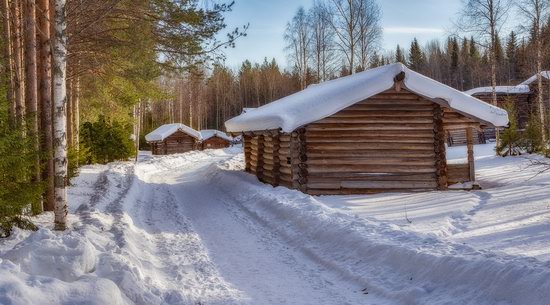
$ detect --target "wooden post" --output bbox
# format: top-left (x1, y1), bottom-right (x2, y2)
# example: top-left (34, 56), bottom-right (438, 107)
top-left (466, 127), bottom-right (476, 182)
top-left (291, 128), bottom-right (308, 193)
top-left (243, 134), bottom-right (252, 172)
top-left (433, 105), bottom-right (448, 190)
top-left (271, 133), bottom-right (281, 187)
top-left (256, 134), bottom-right (265, 181)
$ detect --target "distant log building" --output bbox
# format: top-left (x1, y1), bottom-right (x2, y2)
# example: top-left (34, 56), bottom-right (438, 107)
top-left (145, 124), bottom-right (201, 155)
top-left (199, 130), bottom-right (232, 150)
top-left (226, 64), bottom-right (509, 195)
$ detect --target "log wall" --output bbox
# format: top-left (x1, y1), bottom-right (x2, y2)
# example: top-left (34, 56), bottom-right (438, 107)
top-left (303, 89), bottom-right (439, 195)
top-left (150, 130), bottom-right (198, 155)
top-left (241, 89), bottom-right (483, 194)
top-left (201, 136), bottom-right (231, 150)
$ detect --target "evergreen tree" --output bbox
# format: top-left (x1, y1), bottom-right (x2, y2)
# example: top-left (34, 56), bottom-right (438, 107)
top-left (408, 38), bottom-right (425, 71)
top-left (522, 114), bottom-right (544, 154)
top-left (497, 99), bottom-right (521, 156)
top-left (506, 31), bottom-right (518, 82)
top-left (395, 45), bottom-right (406, 64)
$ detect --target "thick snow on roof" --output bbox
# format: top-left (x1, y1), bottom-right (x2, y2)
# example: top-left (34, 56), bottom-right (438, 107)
top-left (520, 71), bottom-right (550, 85)
top-left (465, 85), bottom-right (531, 96)
top-left (199, 130), bottom-right (233, 142)
top-left (145, 123), bottom-right (201, 142)
top-left (225, 63), bottom-right (509, 133)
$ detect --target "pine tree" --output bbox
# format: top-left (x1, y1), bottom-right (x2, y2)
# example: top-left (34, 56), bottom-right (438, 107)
top-left (408, 38), bottom-right (425, 71)
top-left (395, 45), bottom-right (406, 64)
top-left (506, 31), bottom-right (518, 83)
top-left (497, 99), bottom-right (521, 156)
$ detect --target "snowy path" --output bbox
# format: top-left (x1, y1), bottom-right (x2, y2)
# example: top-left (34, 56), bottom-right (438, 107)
top-left (140, 154), bottom-right (378, 305)
top-left (2, 147), bottom-right (550, 305)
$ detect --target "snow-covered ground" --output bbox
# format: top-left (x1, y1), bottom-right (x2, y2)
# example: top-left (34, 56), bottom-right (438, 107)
top-left (1, 144), bottom-right (549, 305)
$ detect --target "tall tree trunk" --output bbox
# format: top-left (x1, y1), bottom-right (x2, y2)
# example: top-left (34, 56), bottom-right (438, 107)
top-left (24, 0), bottom-right (42, 213)
top-left (1, 0), bottom-right (15, 126)
top-left (66, 77), bottom-right (73, 147)
top-left (11, 0), bottom-right (25, 126)
top-left (53, 0), bottom-right (68, 230)
top-left (38, 0), bottom-right (54, 212)
top-left (73, 75), bottom-right (80, 163)
top-left (536, 28), bottom-right (547, 148)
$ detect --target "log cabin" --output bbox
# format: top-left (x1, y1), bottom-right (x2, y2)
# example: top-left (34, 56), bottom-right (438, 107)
top-left (225, 63), bottom-right (509, 195)
top-left (145, 123), bottom-right (201, 155)
top-left (461, 72), bottom-right (550, 146)
top-left (199, 130), bottom-right (232, 150)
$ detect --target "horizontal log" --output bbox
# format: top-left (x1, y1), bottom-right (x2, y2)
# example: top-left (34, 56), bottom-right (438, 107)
top-left (306, 137), bottom-right (434, 144)
top-left (344, 105), bottom-right (435, 112)
top-left (307, 123), bottom-right (435, 131)
top-left (306, 142), bottom-right (435, 151)
top-left (307, 165), bottom-right (436, 174)
top-left (330, 110), bottom-right (437, 118)
top-left (307, 173), bottom-right (437, 182)
top-left (307, 157), bottom-right (435, 166)
top-left (316, 117), bottom-right (434, 124)
top-left (305, 129), bottom-right (435, 138)
top-left (306, 150), bottom-right (436, 158)
top-left (364, 94), bottom-right (425, 101)
top-left (306, 180), bottom-right (438, 190)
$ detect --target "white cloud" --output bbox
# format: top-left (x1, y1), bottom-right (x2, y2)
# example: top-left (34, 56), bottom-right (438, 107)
top-left (384, 27), bottom-right (444, 34)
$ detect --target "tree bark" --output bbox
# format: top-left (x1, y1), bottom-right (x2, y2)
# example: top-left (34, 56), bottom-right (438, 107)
top-left (38, 0), bottom-right (54, 212)
top-left (53, 0), bottom-right (68, 230)
top-left (24, 0), bottom-right (42, 213)
top-left (1, 0), bottom-right (15, 126)
top-left (11, 0), bottom-right (25, 126)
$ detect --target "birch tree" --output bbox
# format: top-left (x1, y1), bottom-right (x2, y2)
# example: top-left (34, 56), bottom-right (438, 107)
top-left (309, 1), bottom-right (336, 81)
top-left (53, 0), bottom-right (68, 230)
top-left (517, 0), bottom-right (550, 148)
top-left (356, 0), bottom-right (382, 71)
top-left (458, 0), bottom-right (511, 153)
top-left (284, 7), bottom-right (311, 89)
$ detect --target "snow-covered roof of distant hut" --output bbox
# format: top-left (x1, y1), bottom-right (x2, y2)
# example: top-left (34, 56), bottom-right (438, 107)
top-left (199, 130), bottom-right (233, 142)
top-left (465, 85), bottom-right (531, 96)
top-left (519, 71), bottom-right (550, 85)
top-left (225, 63), bottom-right (509, 133)
top-left (145, 123), bottom-right (201, 142)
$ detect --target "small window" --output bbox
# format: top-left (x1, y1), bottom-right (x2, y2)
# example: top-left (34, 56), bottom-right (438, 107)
top-left (287, 157), bottom-right (291, 165)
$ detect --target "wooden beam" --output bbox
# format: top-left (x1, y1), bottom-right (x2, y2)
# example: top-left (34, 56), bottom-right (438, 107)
top-left (466, 127), bottom-right (476, 182)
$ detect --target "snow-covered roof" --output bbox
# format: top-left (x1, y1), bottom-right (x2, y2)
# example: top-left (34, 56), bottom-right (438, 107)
top-left (519, 71), bottom-right (550, 85)
top-left (145, 123), bottom-right (201, 142)
top-left (199, 130), bottom-right (233, 142)
top-left (242, 108), bottom-right (256, 114)
top-left (225, 63), bottom-right (509, 133)
top-left (465, 85), bottom-right (531, 96)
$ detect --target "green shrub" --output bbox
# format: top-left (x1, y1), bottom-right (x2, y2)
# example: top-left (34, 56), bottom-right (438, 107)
top-left (80, 115), bottom-right (135, 164)
top-left (497, 100), bottom-right (521, 156)
top-left (521, 114), bottom-right (544, 154)
top-left (0, 114), bottom-right (42, 237)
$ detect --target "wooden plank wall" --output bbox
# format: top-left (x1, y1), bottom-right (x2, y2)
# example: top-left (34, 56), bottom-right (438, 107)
top-left (243, 135), bottom-right (252, 172)
top-left (201, 137), bottom-right (230, 150)
top-left (303, 89), bottom-right (439, 195)
top-left (164, 131), bottom-right (196, 154)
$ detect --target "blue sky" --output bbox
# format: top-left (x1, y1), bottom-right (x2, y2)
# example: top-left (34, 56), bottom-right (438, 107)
top-left (220, 0), bottom-right (463, 69)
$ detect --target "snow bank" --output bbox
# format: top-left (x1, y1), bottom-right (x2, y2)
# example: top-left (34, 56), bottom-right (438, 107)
top-left (225, 63), bottom-right (509, 133)
top-left (207, 155), bottom-right (550, 305)
top-left (465, 85), bottom-right (531, 95)
top-left (0, 258), bottom-right (129, 305)
top-left (4, 229), bottom-right (96, 281)
top-left (145, 123), bottom-right (201, 142)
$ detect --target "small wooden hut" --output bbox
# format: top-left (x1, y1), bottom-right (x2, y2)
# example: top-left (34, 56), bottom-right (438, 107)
top-left (199, 130), bottom-right (232, 150)
top-left (145, 123), bottom-right (201, 155)
top-left (225, 63), bottom-right (509, 195)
